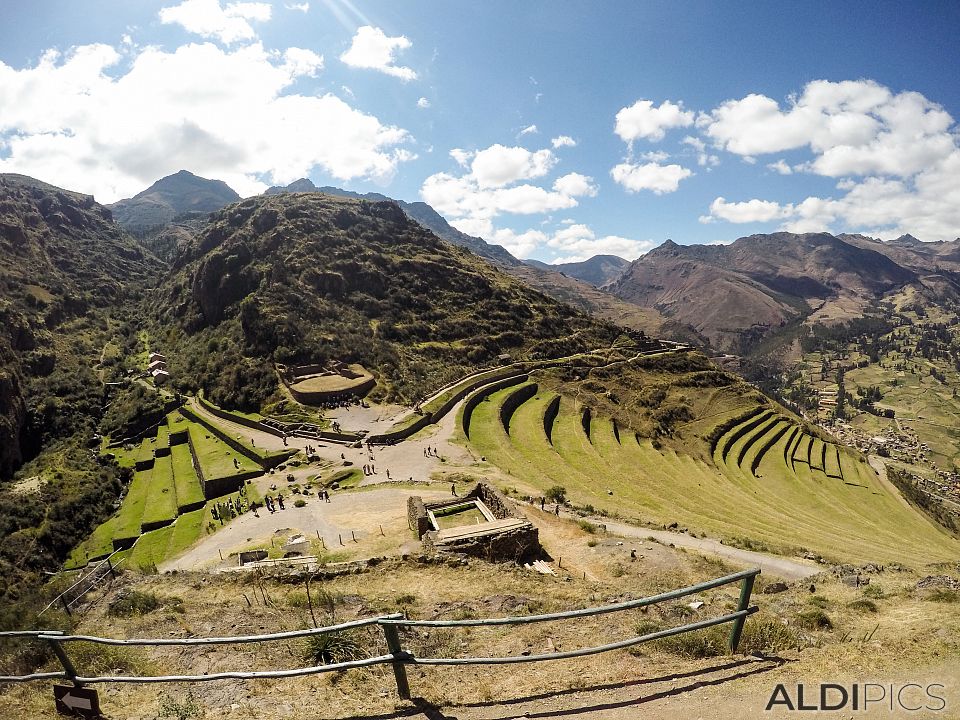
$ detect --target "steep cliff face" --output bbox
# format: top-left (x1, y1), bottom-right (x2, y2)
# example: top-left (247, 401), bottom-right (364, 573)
top-left (0, 174), bottom-right (163, 478)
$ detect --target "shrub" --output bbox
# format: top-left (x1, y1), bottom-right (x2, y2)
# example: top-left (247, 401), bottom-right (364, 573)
top-left (633, 620), bottom-right (725, 658)
top-left (108, 590), bottom-right (162, 617)
top-left (303, 631), bottom-right (364, 665)
top-left (395, 593), bottom-right (417, 606)
top-left (862, 584), bottom-right (885, 599)
top-left (578, 520), bottom-right (597, 534)
top-left (796, 608), bottom-right (833, 630)
top-left (157, 693), bottom-right (201, 720)
top-left (738, 618), bottom-right (801, 655)
top-left (847, 599), bottom-right (878, 613)
top-left (924, 589), bottom-right (959, 603)
top-left (808, 595), bottom-right (829, 609)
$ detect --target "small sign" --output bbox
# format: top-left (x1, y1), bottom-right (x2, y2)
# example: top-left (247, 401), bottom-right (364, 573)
top-left (53, 685), bottom-right (100, 718)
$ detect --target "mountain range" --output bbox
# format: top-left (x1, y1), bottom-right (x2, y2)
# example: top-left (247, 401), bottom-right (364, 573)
top-left (108, 170), bottom-right (960, 355)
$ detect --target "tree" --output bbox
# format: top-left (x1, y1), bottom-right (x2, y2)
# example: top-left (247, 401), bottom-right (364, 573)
top-left (545, 485), bottom-right (567, 504)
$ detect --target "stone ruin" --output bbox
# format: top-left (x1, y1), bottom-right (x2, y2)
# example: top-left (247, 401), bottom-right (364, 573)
top-left (408, 482), bottom-right (539, 561)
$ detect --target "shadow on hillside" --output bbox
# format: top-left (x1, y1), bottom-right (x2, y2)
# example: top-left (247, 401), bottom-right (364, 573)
top-left (338, 656), bottom-right (790, 720)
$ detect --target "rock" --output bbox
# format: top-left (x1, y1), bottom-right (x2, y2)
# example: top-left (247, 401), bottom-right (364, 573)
top-left (916, 575), bottom-right (960, 590)
top-left (667, 522), bottom-right (679, 529)
top-left (763, 582), bottom-right (789, 594)
top-left (841, 574), bottom-right (861, 587)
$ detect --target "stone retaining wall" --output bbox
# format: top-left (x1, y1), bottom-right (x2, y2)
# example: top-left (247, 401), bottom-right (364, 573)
top-left (370, 368), bottom-right (528, 445)
top-left (460, 374), bottom-right (529, 439)
top-left (407, 496), bottom-right (430, 538)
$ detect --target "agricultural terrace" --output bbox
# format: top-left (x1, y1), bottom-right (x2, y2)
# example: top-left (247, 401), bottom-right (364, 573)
top-left (67, 410), bottom-right (269, 569)
top-left (462, 382), bottom-right (960, 566)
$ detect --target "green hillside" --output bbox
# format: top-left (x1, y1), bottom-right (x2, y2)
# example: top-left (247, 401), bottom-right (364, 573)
top-left (154, 192), bottom-right (623, 411)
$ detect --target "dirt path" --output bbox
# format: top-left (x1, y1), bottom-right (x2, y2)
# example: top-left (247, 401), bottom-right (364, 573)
top-left (593, 519), bottom-right (820, 581)
top-left (160, 487), bottom-right (447, 572)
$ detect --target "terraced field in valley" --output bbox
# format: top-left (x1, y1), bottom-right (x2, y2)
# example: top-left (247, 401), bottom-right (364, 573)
top-left (462, 383), bottom-right (960, 566)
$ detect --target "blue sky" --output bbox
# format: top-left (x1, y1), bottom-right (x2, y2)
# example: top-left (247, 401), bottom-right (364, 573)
top-left (1, 1), bottom-right (958, 261)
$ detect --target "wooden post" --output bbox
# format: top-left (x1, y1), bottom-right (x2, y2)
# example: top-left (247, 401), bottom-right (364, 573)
top-left (321, 537), bottom-right (326, 549)
top-left (243, 593), bottom-right (252, 607)
top-left (47, 638), bottom-right (81, 687)
top-left (381, 624), bottom-right (411, 700)
top-left (727, 572), bottom-right (757, 653)
top-left (218, 549), bottom-right (224, 561)
top-left (379, 524), bottom-right (384, 536)
top-left (351, 531), bottom-right (357, 543)
top-left (316, 530), bottom-right (321, 540)
top-left (106, 558), bottom-right (116, 580)
top-left (60, 596), bottom-right (72, 616)
top-left (338, 534), bottom-right (343, 546)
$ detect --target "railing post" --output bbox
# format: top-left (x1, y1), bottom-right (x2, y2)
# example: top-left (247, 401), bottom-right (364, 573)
top-left (727, 572), bottom-right (757, 653)
top-left (47, 637), bottom-right (82, 687)
top-left (381, 623), bottom-right (411, 700)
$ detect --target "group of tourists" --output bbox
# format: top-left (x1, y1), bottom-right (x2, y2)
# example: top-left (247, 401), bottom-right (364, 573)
top-left (264, 493), bottom-right (285, 512)
top-left (422, 445), bottom-right (440, 457)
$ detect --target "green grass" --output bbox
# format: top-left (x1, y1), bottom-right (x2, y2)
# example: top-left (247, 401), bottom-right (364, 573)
top-left (170, 443), bottom-right (205, 510)
top-left (134, 437), bottom-right (155, 466)
top-left (390, 366), bottom-right (519, 431)
top-left (464, 385), bottom-right (960, 567)
top-left (433, 505), bottom-right (488, 529)
top-left (323, 468), bottom-right (363, 489)
top-left (188, 423), bottom-right (260, 479)
top-left (113, 469), bottom-right (152, 542)
top-left (65, 515), bottom-right (121, 568)
top-left (130, 525), bottom-right (175, 572)
top-left (140, 455), bottom-right (178, 529)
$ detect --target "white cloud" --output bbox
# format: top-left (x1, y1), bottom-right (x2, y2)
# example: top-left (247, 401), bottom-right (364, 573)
top-left (476, 222), bottom-right (652, 262)
top-left (703, 80), bottom-right (952, 178)
top-left (420, 142), bottom-right (598, 239)
top-left (610, 161), bottom-right (692, 194)
top-left (702, 197), bottom-right (792, 224)
top-left (698, 79), bottom-right (960, 239)
top-left (285, 2), bottom-right (309, 11)
top-left (615, 99), bottom-right (694, 142)
top-left (490, 227), bottom-right (547, 258)
top-left (767, 159), bottom-right (793, 175)
top-left (470, 144), bottom-right (555, 189)
top-left (449, 148), bottom-right (472, 167)
top-left (546, 223), bottom-right (654, 263)
top-left (681, 135), bottom-right (718, 167)
top-left (416, 96), bottom-right (430, 109)
top-left (159, 0), bottom-right (271, 44)
top-left (641, 150), bottom-right (670, 162)
top-left (340, 25), bottom-right (417, 81)
top-left (0, 41), bottom-right (413, 201)
top-left (551, 135), bottom-right (576, 148)
top-left (552, 172), bottom-right (596, 197)
top-left (518, 124), bottom-right (538, 136)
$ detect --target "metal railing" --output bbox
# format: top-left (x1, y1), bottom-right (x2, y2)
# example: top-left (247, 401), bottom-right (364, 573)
top-left (1, 568), bottom-right (759, 701)
top-left (38, 552), bottom-right (122, 617)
